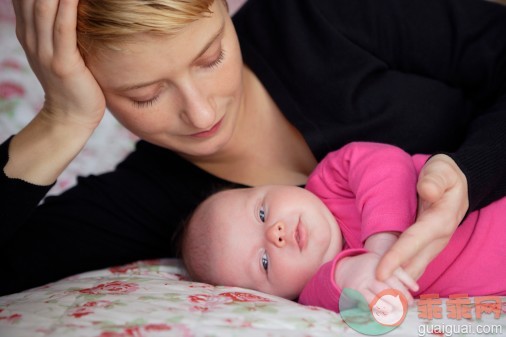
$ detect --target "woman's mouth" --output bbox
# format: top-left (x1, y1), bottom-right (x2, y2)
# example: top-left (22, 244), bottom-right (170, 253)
top-left (190, 118), bottom-right (223, 138)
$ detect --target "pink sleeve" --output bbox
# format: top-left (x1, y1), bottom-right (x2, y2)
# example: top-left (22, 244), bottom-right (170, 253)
top-left (298, 248), bottom-right (367, 312)
top-left (306, 142), bottom-right (418, 244)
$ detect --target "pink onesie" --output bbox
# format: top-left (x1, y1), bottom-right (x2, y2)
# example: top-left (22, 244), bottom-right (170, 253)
top-left (299, 142), bottom-right (506, 312)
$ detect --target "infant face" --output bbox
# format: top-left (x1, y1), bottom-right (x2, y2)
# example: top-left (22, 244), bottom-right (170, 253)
top-left (197, 185), bottom-right (342, 299)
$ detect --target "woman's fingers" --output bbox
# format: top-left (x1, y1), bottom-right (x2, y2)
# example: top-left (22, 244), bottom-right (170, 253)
top-left (33, 0), bottom-right (60, 58)
top-left (13, 0), bottom-right (106, 126)
top-left (377, 212), bottom-right (453, 282)
top-left (402, 236), bottom-right (448, 280)
top-left (376, 226), bottom-right (422, 280)
top-left (53, 0), bottom-right (80, 63)
top-left (393, 267), bottom-right (419, 292)
top-left (13, 0), bottom-right (35, 49)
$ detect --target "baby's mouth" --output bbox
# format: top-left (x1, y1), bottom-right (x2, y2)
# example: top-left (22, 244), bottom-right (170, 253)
top-left (295, 219), bottom-right (307, 251)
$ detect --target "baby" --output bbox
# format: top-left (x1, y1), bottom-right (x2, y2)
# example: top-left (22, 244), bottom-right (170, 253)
top-left (180, 142), bottom-right (506, 312)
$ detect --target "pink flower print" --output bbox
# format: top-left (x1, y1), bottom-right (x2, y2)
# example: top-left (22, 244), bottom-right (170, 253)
top-left (0, 81), bottom-right (25, 99)
top-left (188, 294), bottom-right (211, 304)
top-left (219, 292), bottom-right (271, 303)
top-left (0, 313), bottom-right (22, 324)
top-left (109, 262), bottom-right (139, 274)
top-left (190, 305), bottom-right (209, 313)
top-left (97, 331), bottom-right (132, 337)
top-left (144, 323), bottom-right (172, 331)
top-left (68, 300), bottom-right (114, 318)
top-left (0, 59), bottom-right (23, 71)
top-left (188, 294), bottom-right (213, 313)
top-left (79, 281), bottom-right (139, 295)
top-left (109, 259), bottom-right (162, 274)
top-left (174, 273), bottom-right (188, 281)
top-left (69, 306), bottom-right (94, 318)
top-left (97, 324), bottom-right (172, 337)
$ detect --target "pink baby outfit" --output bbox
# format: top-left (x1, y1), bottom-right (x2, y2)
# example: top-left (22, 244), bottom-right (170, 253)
top-left (299, 142), bottom-right (506, 312)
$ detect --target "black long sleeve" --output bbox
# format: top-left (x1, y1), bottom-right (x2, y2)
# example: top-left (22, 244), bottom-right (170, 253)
top-left (0, 137), bottom-right (54, 245)
top-left (234, 0), bottom-right (506, 211)
top-left (321, 0), bottom-right (506, 211)
top-left (0, 138), bottom-right (240, 295)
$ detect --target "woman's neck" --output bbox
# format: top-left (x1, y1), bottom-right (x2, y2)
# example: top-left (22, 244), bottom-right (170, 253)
top-left (187, 65), bottom-right (317, 186)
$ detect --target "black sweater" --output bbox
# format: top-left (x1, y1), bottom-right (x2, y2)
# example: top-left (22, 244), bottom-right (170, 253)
top-left (1, 0), bottom-right (505, 295)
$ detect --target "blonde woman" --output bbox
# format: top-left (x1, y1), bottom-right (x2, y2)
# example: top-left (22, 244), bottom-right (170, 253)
top-left (2, 0), bottom-right (505, 295)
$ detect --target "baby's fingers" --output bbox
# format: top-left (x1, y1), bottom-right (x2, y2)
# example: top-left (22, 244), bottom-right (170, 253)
top-left (376, 227), bottom-right (422, 280)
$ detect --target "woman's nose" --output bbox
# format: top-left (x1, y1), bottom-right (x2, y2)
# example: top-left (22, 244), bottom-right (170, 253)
top-left (266, 221), bottom-right (286, 248)
top-left (180, 84), bottom-right (215, 129)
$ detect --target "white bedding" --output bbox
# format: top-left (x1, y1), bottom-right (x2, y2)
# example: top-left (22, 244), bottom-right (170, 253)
top-left (1, 259), bottom-right (505, 337)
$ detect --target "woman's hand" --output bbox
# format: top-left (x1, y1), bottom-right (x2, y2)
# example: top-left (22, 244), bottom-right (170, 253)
top-left (13, 0), bottom-right (105, 127)
top-left (376, 154), bottom-right (469, 281)
top-left (5, 0), bottom-right (106, 185)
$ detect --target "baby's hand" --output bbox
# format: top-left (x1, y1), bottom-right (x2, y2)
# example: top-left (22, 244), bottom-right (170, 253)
top-left (335, 253), bottom-right (418, 307)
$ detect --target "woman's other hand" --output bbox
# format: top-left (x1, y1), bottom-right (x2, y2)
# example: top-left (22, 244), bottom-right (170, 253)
top-left (376, 154), bottom-right (469, 281)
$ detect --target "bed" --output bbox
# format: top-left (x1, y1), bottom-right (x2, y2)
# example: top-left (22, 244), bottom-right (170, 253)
top-left (1, 1), bottom-right (505, 336)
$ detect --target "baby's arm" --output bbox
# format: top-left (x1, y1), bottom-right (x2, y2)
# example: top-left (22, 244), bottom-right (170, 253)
top-left (301, 142), bottom-right (421, 311)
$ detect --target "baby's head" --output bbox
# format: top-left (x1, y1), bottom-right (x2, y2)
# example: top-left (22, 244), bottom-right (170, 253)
top-left (181, 185), bottom-right (342, 299)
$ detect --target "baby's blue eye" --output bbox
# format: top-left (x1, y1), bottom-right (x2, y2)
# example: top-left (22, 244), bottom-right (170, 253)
top-left (261, 252), bottom-right (269, 271)
top-left (259, 207), bottom-right (265, 222)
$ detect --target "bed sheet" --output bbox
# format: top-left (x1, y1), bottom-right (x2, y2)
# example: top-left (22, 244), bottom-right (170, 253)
top-left (1, 259), bottom-right (505, 337)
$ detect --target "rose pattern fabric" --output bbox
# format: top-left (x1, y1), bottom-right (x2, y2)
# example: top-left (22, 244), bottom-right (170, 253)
top-left (1, 259), bottom-right (505, 337)
top-left (79, 281), bottom-right (140, 296)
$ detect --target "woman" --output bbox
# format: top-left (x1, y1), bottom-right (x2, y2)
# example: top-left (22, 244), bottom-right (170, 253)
top-left (2, 0), bottom-right (505, 295)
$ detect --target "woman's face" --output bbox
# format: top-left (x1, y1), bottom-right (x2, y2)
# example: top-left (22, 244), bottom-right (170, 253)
top-left (87, 0), bottom-right (244, 157)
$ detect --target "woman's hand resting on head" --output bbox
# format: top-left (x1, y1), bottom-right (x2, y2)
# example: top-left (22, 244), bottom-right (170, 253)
top-left (6, 0), bottom-right (106, 185)
top-left (376, 154), bottom-right (469, 282)
top-left (13, 0), bottom-right (105, 128)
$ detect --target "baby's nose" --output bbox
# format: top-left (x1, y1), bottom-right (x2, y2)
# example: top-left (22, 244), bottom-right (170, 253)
top-left (266, 221), bottom-right (286, 248)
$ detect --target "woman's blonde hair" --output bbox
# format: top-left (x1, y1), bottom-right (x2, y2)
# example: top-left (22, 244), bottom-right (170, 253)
top-left (77, 0), bottom-right (226, 57)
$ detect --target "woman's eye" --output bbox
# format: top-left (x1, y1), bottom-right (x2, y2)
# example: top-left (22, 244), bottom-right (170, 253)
top-left (259, 206), bottom-right (265, 222)
top-left (204, 49), bottom-right (225, 69)
top-left (261, 251), bottom-right (269, 271)
top-left (132, 95), bottom-right (159, 109)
